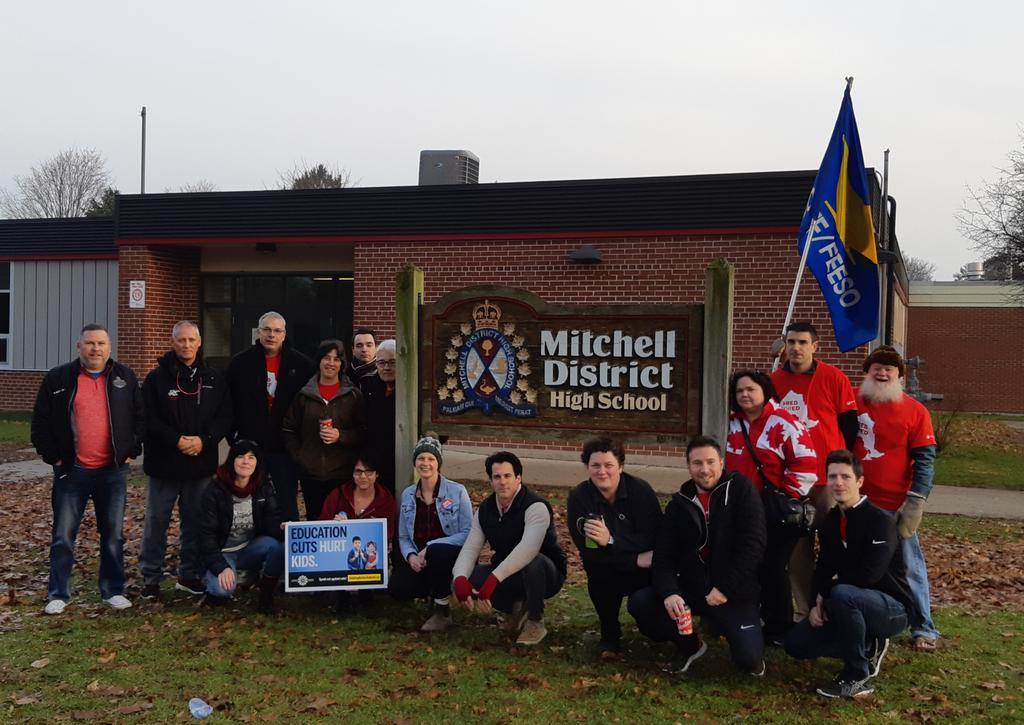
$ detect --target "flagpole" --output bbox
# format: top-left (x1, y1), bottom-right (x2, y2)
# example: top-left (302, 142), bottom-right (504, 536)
top-left (772, 77), bottom-right (855, 371)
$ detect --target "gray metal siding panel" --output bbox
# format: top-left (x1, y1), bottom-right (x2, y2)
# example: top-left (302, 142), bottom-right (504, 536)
top-left (8, 260), bottom-right (119, 371)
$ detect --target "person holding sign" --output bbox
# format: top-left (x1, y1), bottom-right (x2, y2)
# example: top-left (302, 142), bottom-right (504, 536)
top-left (452, 451), bottom-right (567, 646)
top-left (390, 436), bottom-right (472, 632)
top-left (566, 437), bottom-right (663, 656)
top-left (319, 451), bottom-right (397, 544)
top-left (198, 440), bottom-right (285, 613)
top-left (282, 339), bottom-right (365, 522)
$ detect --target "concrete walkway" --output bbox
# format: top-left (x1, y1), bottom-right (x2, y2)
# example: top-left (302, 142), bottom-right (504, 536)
top-left (3, 446), bottom-right (1022, 520)
top-left (442, 446), bottom-right (1024, 520)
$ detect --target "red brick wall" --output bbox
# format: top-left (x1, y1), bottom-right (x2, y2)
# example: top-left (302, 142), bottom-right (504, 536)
top-left (0, 370), bottom-right (46, 411)
top-left (354, 234), bottom-right (866, 373)
top-left (908, 306), bottom-right (1024, 413)
top-left (354, 234), bottom-right (870, 452)
top-left (117, 246), bottom-right (201, 376)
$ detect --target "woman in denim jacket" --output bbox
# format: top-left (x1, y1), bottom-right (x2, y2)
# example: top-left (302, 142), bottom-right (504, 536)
top-left (389, 436), bottom-right (472, 632)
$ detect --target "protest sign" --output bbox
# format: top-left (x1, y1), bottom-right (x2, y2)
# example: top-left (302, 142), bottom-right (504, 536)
top-left (284, 518), bottom-right (388, 592)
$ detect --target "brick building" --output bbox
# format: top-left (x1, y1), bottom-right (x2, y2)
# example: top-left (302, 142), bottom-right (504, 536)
top-left (908, 280), bottom-right (1023, 414)
top-left (1, 169), bottom-right (908, 449)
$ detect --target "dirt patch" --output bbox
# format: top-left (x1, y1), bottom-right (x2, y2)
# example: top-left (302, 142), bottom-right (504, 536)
top-left (939, 416), bottom-right (1024, 452)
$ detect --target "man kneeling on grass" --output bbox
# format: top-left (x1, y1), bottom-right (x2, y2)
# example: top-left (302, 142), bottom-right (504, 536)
top-left (451, 451), bottom-right (567, 645)
top-left (784, 449), bottom-right (916, 699)
top-left (628, 436), bottom-right (767, 676)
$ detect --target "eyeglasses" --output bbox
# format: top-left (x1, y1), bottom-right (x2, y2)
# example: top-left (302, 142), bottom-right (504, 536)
top-left (260, 327), bottom-right (285, 335)
top-left (377, 360), bottom-right (396, 368)
top-left (353, 468), bottom-right (376, 477)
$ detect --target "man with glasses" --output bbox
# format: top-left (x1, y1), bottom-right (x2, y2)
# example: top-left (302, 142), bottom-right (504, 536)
top-left (227, 311), bottom-right (314, 521)
top-left (363, 339), bottom-right (397, 494)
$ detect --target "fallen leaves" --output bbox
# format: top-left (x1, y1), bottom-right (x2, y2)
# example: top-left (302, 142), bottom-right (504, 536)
top-left (30, 658), bottom-right (49, 669)
top-left (301, 696), bottom-right (336, 714)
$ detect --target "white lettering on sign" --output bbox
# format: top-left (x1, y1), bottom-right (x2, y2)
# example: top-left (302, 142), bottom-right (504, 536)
top-left (540, 329), bottom-right (677, 391)
top-left (817, 241), bottom-right (862, 308)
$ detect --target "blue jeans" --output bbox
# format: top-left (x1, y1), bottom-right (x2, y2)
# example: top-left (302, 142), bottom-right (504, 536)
top-left (784, 583), bottom-right (909, 680)
top-left (48, 464), bottom-right (128, 602)
top-left (138, 476), bottom-right (211, 585)
top-left (266, 452), bottom-right (300, 522)
top-left (902, 533), bottom-right (939, 639)
top-left (204, 536), bottom-right (285, 597)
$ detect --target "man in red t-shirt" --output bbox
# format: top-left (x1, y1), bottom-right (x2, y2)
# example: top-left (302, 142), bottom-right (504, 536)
top-left (853, 346), bottom-right (938, 651)
top-left (771, 322), bottom-right (858, 620)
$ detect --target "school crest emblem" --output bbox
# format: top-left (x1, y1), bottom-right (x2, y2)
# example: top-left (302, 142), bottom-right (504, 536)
top-left (437, 300), bottom-right (538, 417)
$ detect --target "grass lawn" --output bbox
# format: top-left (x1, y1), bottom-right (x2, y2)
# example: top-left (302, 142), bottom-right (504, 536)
top-left (0, 410), bottom-right (32, 446)
top-left (2, 591), bottom-right (1022, 723)
top-left (934, 446), bottom-right (1024, 491)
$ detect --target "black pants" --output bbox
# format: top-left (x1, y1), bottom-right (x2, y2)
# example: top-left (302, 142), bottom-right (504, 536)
top-left (785, 583), bottom-right (908, 680)
top-left (299, 478), bottom-right (337, 522)
top-left (470, 555), bottom-right (565, 620)
top-left (760, 524), bottom-right (803, 636)
top-left (628, 584), bottom-right (765, 673)
top-left (583, 563), bottom-right (651, 641)
top-left (388, 543), bottom-right (462, 602)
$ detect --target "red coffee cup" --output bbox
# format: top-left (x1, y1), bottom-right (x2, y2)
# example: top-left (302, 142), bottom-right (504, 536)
top-left (319, 418), bottom-right (333, 429)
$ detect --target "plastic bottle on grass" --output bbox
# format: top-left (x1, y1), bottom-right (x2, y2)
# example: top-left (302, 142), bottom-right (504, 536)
top-left (189, 697), bottom-right (213, 719)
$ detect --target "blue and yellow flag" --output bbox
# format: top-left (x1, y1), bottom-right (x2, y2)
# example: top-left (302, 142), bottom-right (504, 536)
top-left (798, 85), bottom-right (880, 352)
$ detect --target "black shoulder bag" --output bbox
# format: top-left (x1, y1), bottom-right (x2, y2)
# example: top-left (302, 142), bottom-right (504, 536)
top-left (739, 419), bottom-right (816, 534)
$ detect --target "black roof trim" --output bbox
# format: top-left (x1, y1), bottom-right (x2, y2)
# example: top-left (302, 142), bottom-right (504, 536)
top-left (115, 170), bottom-right (822, 240)
top-left (0, 217), bottom-right (116, 257)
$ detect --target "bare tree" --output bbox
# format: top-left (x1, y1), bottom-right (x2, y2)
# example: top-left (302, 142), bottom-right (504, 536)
top-left (959, 133), bottom-right (1024, 292)
top-left (167, 180), bottom-right (219, 193)
top-left (279, 162), bottom-right (352, 190)
top-left (0, 147), bottom-right (111, 218)
top-left (904, 255), bottom-right (936, 281)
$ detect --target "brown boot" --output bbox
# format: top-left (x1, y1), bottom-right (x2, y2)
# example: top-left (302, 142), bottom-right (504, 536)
top-left (420, 603), bottom-right (452, 632)
top-left (516, 618), bottom-right (547, 646)
top-left (257, 575), bottom-right (278, 614)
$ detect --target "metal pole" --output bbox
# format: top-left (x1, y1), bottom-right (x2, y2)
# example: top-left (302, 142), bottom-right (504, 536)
top-left (140, 106), bottom-right (147, 194)
top-left (773, 233), bottom-right (812, 371)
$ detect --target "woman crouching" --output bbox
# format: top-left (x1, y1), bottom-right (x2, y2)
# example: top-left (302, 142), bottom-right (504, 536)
top-left (199, 439), bottom-right (285, 613)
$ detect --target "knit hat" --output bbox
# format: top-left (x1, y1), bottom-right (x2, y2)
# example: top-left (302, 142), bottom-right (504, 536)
top-left (413, 435), bottom-right (443, 467)
top-left (862, 345), bottom-right (905, 377)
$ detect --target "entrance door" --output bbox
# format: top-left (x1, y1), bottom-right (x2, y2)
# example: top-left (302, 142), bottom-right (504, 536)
top-left (201, 273), bottom-right (353, 370)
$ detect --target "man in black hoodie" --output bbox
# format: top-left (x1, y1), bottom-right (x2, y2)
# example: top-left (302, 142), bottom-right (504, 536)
top-left (139, 321), bottom-right (232, 599)
top-left (784, 449), bottom-right (916, 699)
top-left (629, 435), bottom-right (767, 675)
top-left (227, 311), bottom-right (314, 522)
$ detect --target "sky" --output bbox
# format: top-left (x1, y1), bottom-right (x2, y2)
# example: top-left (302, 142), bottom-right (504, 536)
top-left (2, 1), bottom-right (1022, 279)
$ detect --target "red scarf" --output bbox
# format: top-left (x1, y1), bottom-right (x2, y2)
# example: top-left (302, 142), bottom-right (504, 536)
top-left (215, 465), bottom-right (260, 499)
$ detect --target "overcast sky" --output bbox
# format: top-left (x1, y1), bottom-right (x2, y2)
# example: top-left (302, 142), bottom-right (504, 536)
top-left (3, 1), bottom-right (1022, 279)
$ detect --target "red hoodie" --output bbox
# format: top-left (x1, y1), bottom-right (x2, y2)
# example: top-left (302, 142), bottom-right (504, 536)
top-left (319, 480), bottom-right (396, 538)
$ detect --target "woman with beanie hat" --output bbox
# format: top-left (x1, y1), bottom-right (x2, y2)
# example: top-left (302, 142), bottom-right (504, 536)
top-left (197, 439), bottom-right (285, 613)
top-left (389, 435), bottom-right (472, 632)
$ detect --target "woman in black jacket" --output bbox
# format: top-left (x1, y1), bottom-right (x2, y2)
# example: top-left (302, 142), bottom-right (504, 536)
top-left (199, 440), bottom-right (285, 613)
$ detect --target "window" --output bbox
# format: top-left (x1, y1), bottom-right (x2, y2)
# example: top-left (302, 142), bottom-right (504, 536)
top-left (0, 263), bottom-right (9, 366)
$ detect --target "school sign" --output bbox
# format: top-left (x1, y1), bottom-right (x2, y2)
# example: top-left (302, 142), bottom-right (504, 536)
top-left (421, 286), bottom-right (703, 444)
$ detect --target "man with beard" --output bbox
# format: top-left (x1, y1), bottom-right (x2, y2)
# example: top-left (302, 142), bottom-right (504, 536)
top-left (346, 328), bottom-right (378, 391)
top-left (853, 346), bottom-right (938, 651)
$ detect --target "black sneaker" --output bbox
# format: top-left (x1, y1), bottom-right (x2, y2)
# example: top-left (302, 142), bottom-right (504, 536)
top-left (662, 638), bottom-right (707, 675)
top-left (866, 637), bottom-right (889, 679)
top-left (175, 578), bottom-right (206, 596)
top-left (816, 677), bottom-right (875, 699)
top-left (140, 583), bottom-right (161, 601)
top-left (597, 638), bottom-right (622, 659)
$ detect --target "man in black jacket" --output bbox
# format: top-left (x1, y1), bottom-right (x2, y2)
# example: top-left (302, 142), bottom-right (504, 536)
top-left (227, 311), bottom-right (313, 522)
top-left (31, 324), bottom-right (145, 615)
top-left (784, 449), bottom-right (915, 699)
top-left (629, 436), bottom-right (767, 675)
top-left (452, 451), bottom-right (567, 646)
top-left (567, 437), bottom-right (662, 656)
top-left (139, 321), bottom-right (232, 599)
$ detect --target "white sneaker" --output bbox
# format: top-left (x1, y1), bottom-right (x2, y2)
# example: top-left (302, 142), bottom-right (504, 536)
top-left (103, 595), bottom-right (133, 610)
top-left (44, 599), bottom-right (68, 615)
